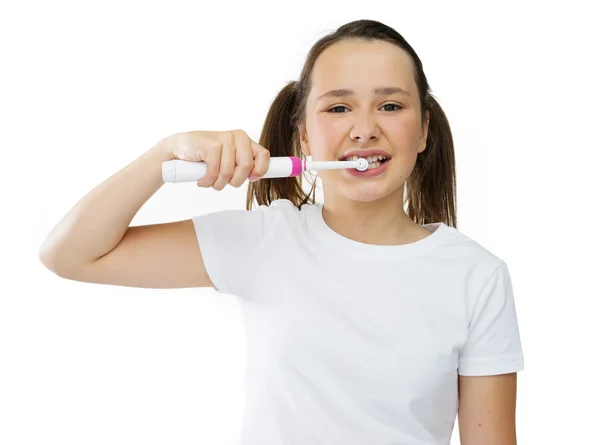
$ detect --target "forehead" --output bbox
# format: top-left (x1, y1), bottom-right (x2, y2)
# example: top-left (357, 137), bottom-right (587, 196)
top-left (310, 39), bottom-right (416, 96)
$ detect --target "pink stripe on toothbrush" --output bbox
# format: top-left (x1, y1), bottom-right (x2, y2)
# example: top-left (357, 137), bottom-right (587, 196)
top-left (290, 156), bottom-right (303, 177)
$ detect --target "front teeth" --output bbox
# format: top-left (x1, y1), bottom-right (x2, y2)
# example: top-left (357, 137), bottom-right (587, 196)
top-left (344, 155), bottom-right (387, 163)
top-left (344, 155), bottom-right (387, 169)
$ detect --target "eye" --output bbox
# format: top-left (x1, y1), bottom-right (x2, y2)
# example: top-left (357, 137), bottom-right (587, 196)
top-left (326, 105), bottom-right (349, 113)
top-left (326, 103), bottom-right (403, 113)
top-left (380, 103), bottom-right (403, 112)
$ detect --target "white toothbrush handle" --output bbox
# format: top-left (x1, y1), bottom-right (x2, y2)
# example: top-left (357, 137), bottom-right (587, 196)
top-left (161, 160), bottom-right (207, 183)
top-left (162, 158), bottom-right (299, 183)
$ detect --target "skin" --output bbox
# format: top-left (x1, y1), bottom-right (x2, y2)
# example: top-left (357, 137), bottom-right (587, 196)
top-left (299, 39), bottom-right (431, 246)
top-left (458, 373), bottom-right (518, 445)
top-left (299, 39), bottom-right (519, 444)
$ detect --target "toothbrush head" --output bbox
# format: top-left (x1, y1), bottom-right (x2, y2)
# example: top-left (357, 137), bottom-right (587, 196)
top-left (356, 158), bottom-right (369, 171)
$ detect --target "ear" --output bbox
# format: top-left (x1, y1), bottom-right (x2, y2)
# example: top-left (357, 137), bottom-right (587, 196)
top-left (418, 111), bottom-right (430, 154)
top-left (298, 123), bottom-right (311, 157)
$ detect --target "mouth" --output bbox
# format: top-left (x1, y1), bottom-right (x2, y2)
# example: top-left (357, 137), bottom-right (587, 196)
top-left (341, 154), bottom-right (390, 170)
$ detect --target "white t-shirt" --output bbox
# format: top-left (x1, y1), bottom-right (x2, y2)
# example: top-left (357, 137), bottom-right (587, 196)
top-left (192, 199), bottom-right (524, 445)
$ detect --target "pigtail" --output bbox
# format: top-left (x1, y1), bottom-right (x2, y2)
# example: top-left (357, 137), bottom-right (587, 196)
top-left (405, 93), bottom-right (458, 228)
top-left (246, 81), bottom-right (316, 210)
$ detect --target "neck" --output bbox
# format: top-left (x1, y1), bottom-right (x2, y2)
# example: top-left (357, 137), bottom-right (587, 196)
top-left (321, 188), bottom-right (421, 246)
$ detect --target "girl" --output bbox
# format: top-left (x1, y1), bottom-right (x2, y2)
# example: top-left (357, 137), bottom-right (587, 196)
top-left (39, 19), bottom-right (524, 445)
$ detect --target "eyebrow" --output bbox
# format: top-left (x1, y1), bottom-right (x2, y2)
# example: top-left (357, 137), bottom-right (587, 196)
top-left (318, 86), bottom-right (411, 100)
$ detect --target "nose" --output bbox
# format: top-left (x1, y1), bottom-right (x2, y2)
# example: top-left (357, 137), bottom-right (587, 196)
top-left (349, 110), bottom-right (380, 143)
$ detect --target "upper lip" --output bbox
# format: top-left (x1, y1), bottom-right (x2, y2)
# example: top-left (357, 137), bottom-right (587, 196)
top-left (338, 149), bottom-right (392, 160)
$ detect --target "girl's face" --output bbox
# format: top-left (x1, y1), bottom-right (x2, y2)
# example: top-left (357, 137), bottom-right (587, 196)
top-left (301, 39), bottom-right (429, 204)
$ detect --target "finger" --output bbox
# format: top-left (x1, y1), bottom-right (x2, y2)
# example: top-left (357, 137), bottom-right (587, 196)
top-left (212, 134), bottom-right (236, 191)
top-left (229, 133), bottom-right (254, 187)
top-left (249, 144), bottom-right (270, 181)
top-left (250, 139), bottom-right (268, 160)
top-left (196, 138), bottom-right (221, 188)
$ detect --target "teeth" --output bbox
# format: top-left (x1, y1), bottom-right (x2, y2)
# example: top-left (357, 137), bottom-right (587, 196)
top-left (343, 154), bottom-right (387, 163)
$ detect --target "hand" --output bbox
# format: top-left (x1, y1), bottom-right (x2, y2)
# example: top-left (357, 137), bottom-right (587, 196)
top-left (161, 130), bottom-right (270, 190)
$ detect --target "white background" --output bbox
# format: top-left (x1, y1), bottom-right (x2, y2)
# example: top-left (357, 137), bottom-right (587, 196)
top-left (1, 0), bottom-right (598, 443)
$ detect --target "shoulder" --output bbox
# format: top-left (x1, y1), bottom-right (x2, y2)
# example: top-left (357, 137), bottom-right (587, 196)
top-left (436, 225), bottom-right (514, 297)
top-left (261, 198), bottom-right (302, 213)
top-left (441, 224), bottom-right (506, 266)
top-left (258, 199), bottom-right (323, 236)
top-left (193, 199), bottom-right (317, 238)
top-left (256, 198), bottom-right (321, 222)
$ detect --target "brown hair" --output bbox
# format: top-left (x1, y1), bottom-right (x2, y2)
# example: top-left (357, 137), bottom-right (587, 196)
top-left (246, 19), bottom-right (457, 228)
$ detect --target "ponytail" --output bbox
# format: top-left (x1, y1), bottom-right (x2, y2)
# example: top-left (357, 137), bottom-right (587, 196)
top-left (405, 93), bottom-right (457, 228)
top-left (245, 81), bottom-right (317, 210)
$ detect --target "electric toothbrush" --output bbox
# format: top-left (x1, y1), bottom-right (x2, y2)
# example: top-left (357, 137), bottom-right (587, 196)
top-left (162, 156), bottom-right (369, 183)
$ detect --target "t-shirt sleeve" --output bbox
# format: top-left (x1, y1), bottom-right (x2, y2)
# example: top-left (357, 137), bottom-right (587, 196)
top-left (458, 261), bottom-right (525, 376)
top-left (191, 207), bottom-right (268, 296)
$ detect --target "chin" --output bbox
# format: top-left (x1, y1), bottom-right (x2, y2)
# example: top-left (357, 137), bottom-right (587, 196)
top-left (343, 189), bottom-right (392, 203)
top-left (346, 181), bottom-right (406, 203)
top-left (321, 172), bottom-right (405, 203)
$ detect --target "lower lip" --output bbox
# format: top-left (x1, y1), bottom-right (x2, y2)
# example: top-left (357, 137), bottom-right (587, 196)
top-left (344, 159), bottom-right (391, 177)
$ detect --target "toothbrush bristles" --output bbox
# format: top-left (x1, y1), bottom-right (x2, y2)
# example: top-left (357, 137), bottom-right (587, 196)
top-left (355, 158), bottom-right (369, 171)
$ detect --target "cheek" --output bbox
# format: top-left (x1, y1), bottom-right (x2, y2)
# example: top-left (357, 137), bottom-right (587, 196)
top-left (385, 119), bottom-right (421, 150)
top-left (312, 116), bottom-right (344, 140)
top-left (308, 116), bottom-right (347, 158)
